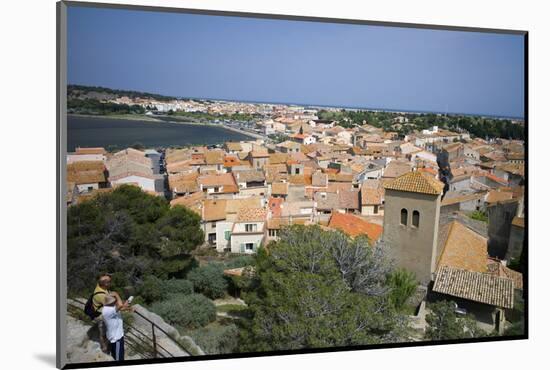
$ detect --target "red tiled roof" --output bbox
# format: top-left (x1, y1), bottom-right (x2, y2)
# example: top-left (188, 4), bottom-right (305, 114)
top-left (384, 171), bottom-right (444, 195)
top-left (436, 221), bottom-right (488, 273)
top-left (328, 213), bottom-right (383, 242)
top-left (223, 155), bottom-right (241, 167)
top-left (75, 147), bottom-right (106, 155)
top-left (236, 207), bottom-right (267, 222)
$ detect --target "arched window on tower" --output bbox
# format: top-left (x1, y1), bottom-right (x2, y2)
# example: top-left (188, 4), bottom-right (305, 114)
top-left (412, 210), bottom-right (420, 228)
top-left (400, 208), bottom-right (408, 226)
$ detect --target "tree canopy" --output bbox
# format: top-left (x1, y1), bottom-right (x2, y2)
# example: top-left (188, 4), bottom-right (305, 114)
top-left (67, 185), bottom-right (203, 295)
top-left (238, 225), bottom-right (410, 352)
top-left (425, 301), bottom-right (487, 340)
top-left (317, 109), bottom-right (524, 140)
top-left (67, 98), bottom-right (145, 115)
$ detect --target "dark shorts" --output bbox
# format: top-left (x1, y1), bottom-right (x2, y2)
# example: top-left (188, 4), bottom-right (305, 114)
top-left (110, 336), bottom-right (125, 361)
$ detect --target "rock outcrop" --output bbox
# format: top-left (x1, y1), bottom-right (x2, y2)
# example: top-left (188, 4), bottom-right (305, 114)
top-left (66, 315), bottom-right (113, 363)
top-left (66, 299), bottom-right (202, 364)
top-left (131, 304), bottom-right (203, 356)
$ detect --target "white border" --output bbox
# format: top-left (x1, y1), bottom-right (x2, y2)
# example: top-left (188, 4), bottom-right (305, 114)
top-left (2, 0), bottom-right (547, 369)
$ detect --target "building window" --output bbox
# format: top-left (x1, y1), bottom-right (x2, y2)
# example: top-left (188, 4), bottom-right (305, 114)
top-left (224, 230), bottom-right (231, 241)
top-left (374, 205), bottom-right (379, 214)
top-left (412, 210), bottom-right (420, 228)
top-left (245, 243), bottom-right (254, 251)
top-left (245, 224), bottom-right (257, 232)
top-left (269, 229), bottom-right (278, 237)
top-left (295, 168), bottom-right (300, 175)
top-left (400, 208), bottom-right (408, 226)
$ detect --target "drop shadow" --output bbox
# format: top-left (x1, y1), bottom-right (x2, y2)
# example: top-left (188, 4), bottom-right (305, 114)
top-left (34, 353), bottom-right (57, 367)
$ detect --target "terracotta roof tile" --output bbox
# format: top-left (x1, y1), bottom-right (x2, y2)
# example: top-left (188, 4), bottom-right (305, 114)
top-left (250, 150), bottom-right (270, 158)
top-left (170, 192), bottom-right (204, 214)
top-left (487, 258), bottom-right (523, 290)
top-left (437, 221), bottom-right (488, 273)
top-left (338, 189), bottom-right (360, 210)
top-left (75, 147), bottom-right (106, 155)
top-left (67, 161), bottom-right (107, 184)
top-left (382, 161), bottom-right (412, 178)
top-left (271, 182), bottom-right (289, 195)
top-left (199, 173), bottom-right (237, 187)
top-left (223, 155), bottom-right (241, 167)
top-left (204, 150), bottom-right (224, 165)
top-left (384, 171), bottom-right (444, 195)
top-left (312, 171), bottom-right (328, 187)
top-left (268, 153), bottom-right (289, 165)
top-left (225, 142), bottom-right (243, 151)
top-left (486, 190), bottom-right (513, 204)
top-left (268, 197), bottom-right (284, 218)
top-left (328, 213), bottom-right (383, 241)
top-left (225, 197), bottom-right (263, 215)
top-left (236, 207), bottom-right (267, 222)
top-left (441, 192), bottom-right (487, 206)
top-left (202, 199), bottom-right (227, 221)
top-left (168, 172), bottom-right (199, 193)
top-left (433, 266), bottom-right (514, 308)
top-left (233, 169), bottom-right (265, 183)
top-left (361, 187), bottom-right (383, 205)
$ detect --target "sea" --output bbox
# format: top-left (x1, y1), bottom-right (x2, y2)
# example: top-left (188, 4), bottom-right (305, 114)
top-left (67, 115), bottom-right (251, 152)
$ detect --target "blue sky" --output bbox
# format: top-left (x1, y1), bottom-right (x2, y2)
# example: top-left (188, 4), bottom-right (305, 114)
top-left (67, 6), bottom-right (525, 118)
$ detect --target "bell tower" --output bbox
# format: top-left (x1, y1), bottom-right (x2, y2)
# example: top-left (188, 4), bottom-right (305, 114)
top-left (382, 171), bottom-right (444, 286)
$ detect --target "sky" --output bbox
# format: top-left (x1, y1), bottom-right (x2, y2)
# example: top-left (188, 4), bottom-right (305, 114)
top-left (67, 5), bottom-right (525, 118)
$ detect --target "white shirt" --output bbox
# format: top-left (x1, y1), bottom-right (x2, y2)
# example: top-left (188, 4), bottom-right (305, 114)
top-left (102, 305), bottom-right (124, 343)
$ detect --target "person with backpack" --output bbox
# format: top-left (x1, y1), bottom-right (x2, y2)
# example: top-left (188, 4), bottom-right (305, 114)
top-left (84, 273), bottom-right (124, 353)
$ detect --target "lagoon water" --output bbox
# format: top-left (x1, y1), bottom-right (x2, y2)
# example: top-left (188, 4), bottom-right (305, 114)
top-left (67, 115), bottom-right (251, 151)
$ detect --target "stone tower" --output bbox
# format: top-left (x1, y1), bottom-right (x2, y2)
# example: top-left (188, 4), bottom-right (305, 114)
top-left (382, 171), bottom-right (444, 286)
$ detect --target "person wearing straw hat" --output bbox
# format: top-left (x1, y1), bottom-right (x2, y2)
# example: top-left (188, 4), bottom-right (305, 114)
top-left (91, 273), bottom-right (124, 353)
top-left (102, 293), bottom-right (133, 361)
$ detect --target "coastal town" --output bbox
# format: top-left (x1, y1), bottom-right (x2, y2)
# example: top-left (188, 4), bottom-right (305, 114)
top-left (67, 92), bottom-right (525, 338)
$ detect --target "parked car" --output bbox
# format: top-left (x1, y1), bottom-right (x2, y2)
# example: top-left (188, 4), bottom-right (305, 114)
top-left (452, 302), bottom-right (468, 315)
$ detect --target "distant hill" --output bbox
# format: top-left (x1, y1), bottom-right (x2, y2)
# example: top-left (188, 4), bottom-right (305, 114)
top-left (68, 84), bottom-right (179, 102)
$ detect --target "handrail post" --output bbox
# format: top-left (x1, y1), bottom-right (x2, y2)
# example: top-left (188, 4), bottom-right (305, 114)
top-left (152, 323), bottom-right (157, 358)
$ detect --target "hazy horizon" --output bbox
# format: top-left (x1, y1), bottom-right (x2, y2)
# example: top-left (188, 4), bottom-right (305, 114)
top-left (67, 5), bottom-right (525, 119)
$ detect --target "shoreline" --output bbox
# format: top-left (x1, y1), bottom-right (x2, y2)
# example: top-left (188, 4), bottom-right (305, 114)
top-left (68, 113), bottom-right (163, 123)
top-left (68, 113), bottom-right (264, 140)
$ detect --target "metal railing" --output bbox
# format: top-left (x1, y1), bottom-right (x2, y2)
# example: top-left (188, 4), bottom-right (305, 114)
top-left (68, 299), bottom-right (189, 359)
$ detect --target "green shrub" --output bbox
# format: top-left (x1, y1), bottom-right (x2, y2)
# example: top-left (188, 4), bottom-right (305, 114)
top-left (140, 276), bottom-right (194, 303)
top-left (110, 272), bottom-right (130, 292)
top-left (140, 275), bottom-right (164, 303)
top-left (163, 279), bottom-right (193, 296)
top-left (470, 210), bottom-right (488, 223)
top-left (188, 323), bottom-right (239, 354)
top-left (388, 269), bottom-right (418, 311)
top-left (224, 256), bottom-right (254, 269)
top-left (151, 293), bottom-right (216, 329)
top-left (187, 263), bottom-right (228, 299)
top-left (425, 300), bottom-right (486, 340)
top-left (216, 304), bottom-right (248, 313)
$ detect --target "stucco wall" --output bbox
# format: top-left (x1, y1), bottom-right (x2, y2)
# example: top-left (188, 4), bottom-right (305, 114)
top-left (361, 204), bottom-right (383, 216)
top-left (487, 201), bottom-right (518, 259)
top-left (449, 177), bottom-right (471, 192)
top-left (76, 183), bottom-right (99, 193)
top-left (111, 175), bottom-right (156, 192)
top-left (506, 224), bottom-right (524, 261)
top-left (230, 233), bottom-right (264, 254)
top-left (382, 189), bottom-right (441, 286)
top-left (215, 221), bottom-right (234, 252)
